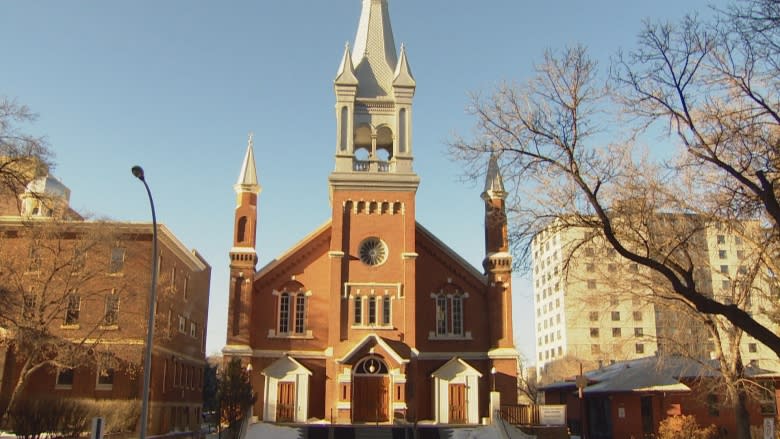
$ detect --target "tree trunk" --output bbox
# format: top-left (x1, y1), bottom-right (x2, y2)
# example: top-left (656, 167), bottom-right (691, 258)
top-left (735, 383), bottom-right (752, 439)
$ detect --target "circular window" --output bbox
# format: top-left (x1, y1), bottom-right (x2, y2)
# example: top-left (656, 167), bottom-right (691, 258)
top-left (358, 237), bottom-right (388, 266)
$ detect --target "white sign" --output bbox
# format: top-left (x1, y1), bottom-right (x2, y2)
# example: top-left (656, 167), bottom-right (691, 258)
top-left (764, 418), bottom-right (775, 439)
top-left (539, 405), bottom-right (567, 426)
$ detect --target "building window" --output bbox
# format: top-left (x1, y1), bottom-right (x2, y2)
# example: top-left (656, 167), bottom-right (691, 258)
top-left (748, 343), bottom-right (758, 353)
top-left (611, 311), bottom-right (620, 321)
top-left (720, 265), bottom-right (729, 274)
top-left (718, 250), bottom-right (727, 259)
top-left (722, 279), bottom-right (730, 289)
top-left (178, 315), bottom-right (186, 333)
top-left (190, 322), bottom-right (197, 338)
top-left (27, 247), bottom-right (41, 272)
top-left (72, 248), bottom-right (86, 272)
top-left (717, 235), bottom-right (725, 244)
top-left (707, 394), bottom-right (720, 417)
top-left (435, 295), bottom-right (447, 335)
top-left (294, 295), bottom-right (306, 334)
top-left (434, 291), bottom-right (466, 337)
top-left (612, 328), bottom-right (622, 337)
top-left (382, 296), bottom-right (391, 325)
top-left (368, 296), bottom-right (377, 325)
top-left (65, 292), bottom-right (80, 325)
top-left (183, 275), bottom-right (190, 300)
top-left (587, 280), bottom-right (597, 289)
top-left (590, 328), bottom-right (600, 338)
top-left (279, 293), bottom-right (290, 333)
top-left (108, 247), bottom-right (125, 273)
top-left (610, 296), bottom-right (619, 306)
top-left (586, 263), bottom-right (595, 272)
top-left (634, 327), bottom-right (644, 337)
top-left (104, 293), bottom-right (119, 326)
top-left (277, 288), bottom-right (308, 335)
top-left (591, 344), bottom-right (600, 354)
top-left (22, 289), bottom-right (36, 319)
top-left (589, 311), bottom-right (599, 321)
top-left (96, 368), bottom-right (114, 390)
top-left (56, 368), bottom-right (74, 389)
top-left (354, 296), bottom-right (363, 325)
top-left (636, 343), bottom-right (645, 354)
top-left (633, 311), bottom-right (642, 321)
top-left (737, 250), bottom-right (745, 259)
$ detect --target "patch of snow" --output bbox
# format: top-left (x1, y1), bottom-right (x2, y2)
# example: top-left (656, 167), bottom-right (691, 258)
top-left (243, 422), bottom-right (301, 439)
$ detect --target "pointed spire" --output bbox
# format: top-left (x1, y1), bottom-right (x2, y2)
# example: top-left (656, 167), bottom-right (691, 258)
top-left (335, 42), bottom-right (359, 85)
top-left (393, 43), bottom-right (415, 87)
top-left (234, 132), bottom-right (261, 194)
top-left (482, 154), bottom-right (506, 200)
top-left (351, 0), bottom-right (398, 98)
top-left (352, 0), bottom-right (397, 68)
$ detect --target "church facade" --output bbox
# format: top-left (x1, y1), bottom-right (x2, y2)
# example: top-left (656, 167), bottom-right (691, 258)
top-left (223, 0), bottom-right (519, 424)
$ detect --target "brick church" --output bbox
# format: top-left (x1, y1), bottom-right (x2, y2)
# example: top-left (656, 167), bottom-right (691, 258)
top-left (223, 0), bottom-right (519, 424)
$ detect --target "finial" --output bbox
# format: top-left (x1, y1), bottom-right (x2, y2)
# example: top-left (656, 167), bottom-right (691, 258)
top-left (248, 132), bottom-right (254, 149)
top-left (345, 41), bottom-right (350, 50)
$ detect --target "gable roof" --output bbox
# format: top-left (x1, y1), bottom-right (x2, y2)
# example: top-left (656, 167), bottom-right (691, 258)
top-left (261, 355), bottom-right (312, 379)
top-left (431, 357), bottom-right (483, 380)
top-left (254, 220), bottom-right (332, 280)
top-left (337, 333), bottom-right (410, 365)
top-left (416, 222), bottom-right (487, 285)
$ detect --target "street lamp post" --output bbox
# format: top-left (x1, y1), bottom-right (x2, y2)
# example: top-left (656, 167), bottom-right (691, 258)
top-left (132, 166), bottom-right (159, 439)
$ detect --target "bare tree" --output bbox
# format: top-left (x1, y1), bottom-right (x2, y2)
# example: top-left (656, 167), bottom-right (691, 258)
top-left (449, 2), bottom-right (780, 437)
top-left (0, 217), bottom-right (142, 419)
top-left (0, 98), bottom-right (53, 208)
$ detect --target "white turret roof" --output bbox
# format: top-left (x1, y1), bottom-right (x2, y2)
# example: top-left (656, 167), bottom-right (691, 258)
top-left (335, 43), bottom-right (359, 85)
top-left (26, 174), bottom-right (71, 202)
top-left (352, 0), bottom-right (399, 98)
top-left (482, 154), bottom-right (506, 200)
top-left (234, 133), bottom-right (261, 194)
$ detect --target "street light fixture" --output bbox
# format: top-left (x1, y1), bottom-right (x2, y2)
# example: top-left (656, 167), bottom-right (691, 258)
top-left (132, 165), bottom-right (159, 439)
top-left (491, 367), bottom-right (497, 392)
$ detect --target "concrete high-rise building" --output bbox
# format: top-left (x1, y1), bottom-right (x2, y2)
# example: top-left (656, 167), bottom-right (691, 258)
top-left (532, 217), bottom-right (779, 379)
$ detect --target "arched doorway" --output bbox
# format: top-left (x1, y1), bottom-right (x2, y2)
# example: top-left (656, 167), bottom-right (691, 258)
top-left (352, 356), bottom-right (390, 423)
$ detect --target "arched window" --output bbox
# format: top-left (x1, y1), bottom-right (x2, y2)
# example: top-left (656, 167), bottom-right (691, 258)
top-left (237, 216), bottom-right (248, 243)
top-left (279, 293), bottom-right (290, 334)
top-left (276, 282), bottom-right (308, 336)
top-left (433, 285), bottom-right (467, 337)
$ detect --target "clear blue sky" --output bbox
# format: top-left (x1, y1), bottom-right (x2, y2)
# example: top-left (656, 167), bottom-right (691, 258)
top-left (1, 0), bottom-right (724, 363)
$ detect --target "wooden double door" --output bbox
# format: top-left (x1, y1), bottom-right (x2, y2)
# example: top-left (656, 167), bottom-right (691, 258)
top-left (353, 375), bottom-right (389, 422)
top-left (449, 383), bottom-right (467, 424)
top-left (276, 382), bottom-right (296, 422)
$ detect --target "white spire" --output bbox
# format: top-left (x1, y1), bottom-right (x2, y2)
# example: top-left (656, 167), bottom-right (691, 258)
top-left (352, 0), bottom-right (398, 98)
top-left (393, 43), bottom-right (415, 87)
top-left (335, 42), bottom-right (359, 85)
top-left (234, 132), bottom-right (261, 194)
top-left (482, 154), bottom-right (506, 200)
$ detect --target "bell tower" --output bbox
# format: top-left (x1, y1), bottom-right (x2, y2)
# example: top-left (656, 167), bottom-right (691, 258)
top-left (227, 133), bottom-right (260, 347)
top-left (326, 0), bottom-right (419, 345)
top-left (330, 0), bottom-right (418, 190)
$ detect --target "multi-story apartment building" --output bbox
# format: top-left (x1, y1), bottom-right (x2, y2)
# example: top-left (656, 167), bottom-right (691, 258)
top-left (532, 217), bottom-right (779, 379)
top-left (0, 174), bottom-right (211, 435)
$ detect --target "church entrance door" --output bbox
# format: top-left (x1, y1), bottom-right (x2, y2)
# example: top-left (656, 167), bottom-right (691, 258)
top-left (276, 381), bottom-right (295, 422)
top-left (352, 356), bottom-right (390, 423)
top-left (449, 383), bottom-right (467, 424)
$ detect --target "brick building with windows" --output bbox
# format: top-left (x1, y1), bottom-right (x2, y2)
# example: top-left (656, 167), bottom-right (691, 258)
top-left (0, 174), bottom-right (211, 435)
top-left (222, 0), bottom-right (520, 425)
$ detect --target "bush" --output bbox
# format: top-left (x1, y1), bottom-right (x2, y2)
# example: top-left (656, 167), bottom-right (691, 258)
top-left (658, 415), bottom-right (717, 439)
top-left (8, 397), bottom-right (140, 438)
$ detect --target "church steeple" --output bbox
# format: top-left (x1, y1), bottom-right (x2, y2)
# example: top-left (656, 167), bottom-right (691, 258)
top-left (482, 154), bottom-right (514, 349)
top-left (330, 0), bottom-right (418, 193)
top-left (227, 133), bottom-right (260, 346)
